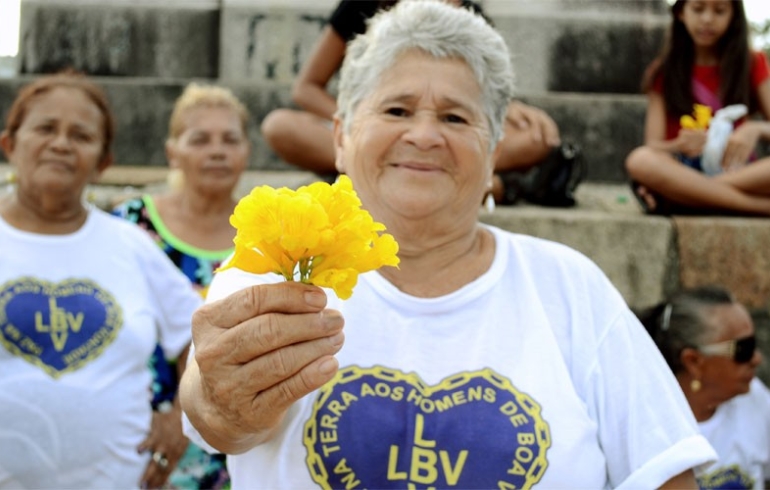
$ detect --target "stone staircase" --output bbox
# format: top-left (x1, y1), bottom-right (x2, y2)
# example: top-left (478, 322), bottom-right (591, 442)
top-left (3, 0), bottom-right (770, 381)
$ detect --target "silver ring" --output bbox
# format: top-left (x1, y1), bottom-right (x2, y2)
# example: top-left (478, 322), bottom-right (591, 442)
top-left (152, 451), bottom-right (169, 469)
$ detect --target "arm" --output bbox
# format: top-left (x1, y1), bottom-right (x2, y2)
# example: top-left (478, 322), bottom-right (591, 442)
top-left (291, 25), bottom-right (347, 120)
top-left (505, 100), bottom-right (560, 147)
top-left (658, 470), bottom-right (698, 489)
top-left (179, 282), bottom-right (344, 454)
top-left (644, 92), bottom-right (706, 157)
top-left (719, 80), bottom-right (770, 169)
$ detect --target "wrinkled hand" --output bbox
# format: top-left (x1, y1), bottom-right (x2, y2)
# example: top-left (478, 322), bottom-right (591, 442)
top-left (137, 405), bottom-right (189, 489)
top-left (190, 282), bottom-right (344, 450)
top-left (721, 121), bottom-right (761, 171)
top-left (506, 100), bottom-right (561, 147)
top-left (675, 129), bottom-right (707, 158)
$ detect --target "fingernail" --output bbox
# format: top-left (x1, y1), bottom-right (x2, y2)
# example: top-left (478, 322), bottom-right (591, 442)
top-left (305, 290), bottom-right (326, 308)
top-left (321, 310), bottom-right (343, 329)
top-left (328, 332), bottom-right (345, 347)
top-left (319, 357), bottom-right (338, 375)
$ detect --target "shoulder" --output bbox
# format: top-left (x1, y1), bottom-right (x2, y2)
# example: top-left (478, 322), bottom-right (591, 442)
top-left (91, 207), bottom-right (164, 255)
top-left (750, 51), bottom-right (770, 85)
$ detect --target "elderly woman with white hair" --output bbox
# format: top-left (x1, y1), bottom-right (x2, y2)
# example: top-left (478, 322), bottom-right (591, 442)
top-left (180, 1), bottom-right (716, 488)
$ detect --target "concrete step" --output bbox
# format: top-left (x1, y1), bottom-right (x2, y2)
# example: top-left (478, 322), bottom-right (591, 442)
top-left (0, 77), bottom-right (646, 183)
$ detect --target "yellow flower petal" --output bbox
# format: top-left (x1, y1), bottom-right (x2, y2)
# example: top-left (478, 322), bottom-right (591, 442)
top-left (221, 174), bottom-right (400, 298)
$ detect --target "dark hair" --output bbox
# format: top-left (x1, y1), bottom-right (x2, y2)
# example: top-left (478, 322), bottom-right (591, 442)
top-left (642, 0), bottom-right (753, 118)
top-left (3, 70), bottom-right (115, 163)
top-left (636, 285), bottom-right (734, 373)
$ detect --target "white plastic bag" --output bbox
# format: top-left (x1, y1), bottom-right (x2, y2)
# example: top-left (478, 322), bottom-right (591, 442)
top-left (701, 104), bottom-right (748, 175)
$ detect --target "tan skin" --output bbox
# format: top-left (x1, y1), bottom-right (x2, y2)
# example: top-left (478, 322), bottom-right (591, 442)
top-left (182, 51), bottom-right (697, 488)
top-left (626, 0), bottom-right (770, 215)
top-left (259, 0), bottom-right (559, 202)
top-left (153, 105), bottom-right (250, 252)
top-left (677, 302), bottom-right (762, 422)
top-left (0, 87), bottom-right (190, 489)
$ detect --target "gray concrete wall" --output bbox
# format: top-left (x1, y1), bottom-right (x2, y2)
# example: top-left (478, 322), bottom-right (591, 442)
top-left (18, 1), bottom-right (219, 78)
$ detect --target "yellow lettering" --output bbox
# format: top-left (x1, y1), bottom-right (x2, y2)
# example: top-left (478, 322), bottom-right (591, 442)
top-left (320, 430), bottom-right (337, 444)
top-left (407, 388), bottom-right (423, 404)
top-left (440, 450), bottom-right (468, 485)
top-left (515, 447), bottom-right (533, 464)
top-left (360, 383), bottom-right (376, 397)
top-left (451, 390), bottom-right (467, 405)
top-left (321, 444), bottom-right (341, 457)
top-left (375, 382), bottom-right (391, 397)
top-left (500, 401), bottom-right (518, 415)
top-left (414, 414), bottom-right (435, 448)
top-left (410, 447), bottom-right (438, 484)
top-left (507, 459), bottom-right (526, 476)
top-left (435, 395), bottom-right (454, 412)
top-left (498, 480), bottom-right (517, 489)
top-left (391, 386), bottom-right (404, 401)
top-left (510, 414), bottom-right (528, 427)
top-left (517, 433), bottom-right (535, 445)
top-left (467, 386), bottom-right (482, 401)
top-left (341, 390), bottom-right (358, 406)
top-left (387, 446), bottom-right (407, 480)
top-left (328, 400), bottom-right (344, 417)
top-left (67, 312), bottom-right (84, 333)
top-left (320, 414), bottom-right (338, 429)
top-left (484, 387), bottom-right (496, 403)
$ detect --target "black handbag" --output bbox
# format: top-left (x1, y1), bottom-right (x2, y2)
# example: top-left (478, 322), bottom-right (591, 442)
top-left (500, 142), bottom-right (585, 208)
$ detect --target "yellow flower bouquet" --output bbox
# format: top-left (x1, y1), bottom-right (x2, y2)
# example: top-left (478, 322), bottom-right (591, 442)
top-left (680, 103), bottom-right (713, 130)
top-left (220, 175), bottom-right (399, 300)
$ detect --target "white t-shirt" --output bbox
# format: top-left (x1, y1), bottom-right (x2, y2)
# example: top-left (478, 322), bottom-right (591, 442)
top-left (696, 378), bottom-right (770, 489)
top-left (0, 207), bottom-right (201, 489)
top-left (186, 225), bottom-right (716, 489)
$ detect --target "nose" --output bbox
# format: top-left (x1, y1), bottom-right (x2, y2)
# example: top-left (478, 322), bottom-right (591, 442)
top-left (49, 130), bottom-right (72, 152)
top-left (403, 113), bottom-right (444, 150)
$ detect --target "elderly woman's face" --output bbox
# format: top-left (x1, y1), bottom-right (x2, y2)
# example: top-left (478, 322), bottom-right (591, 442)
top-left (698, 303), bottom-right (761, 400)
top-left (335, 50), bottom-right (496, 222)
top-left (1, 87), bottom-right (107, 199)
top-left (167, 106), bottom-right (249, 195)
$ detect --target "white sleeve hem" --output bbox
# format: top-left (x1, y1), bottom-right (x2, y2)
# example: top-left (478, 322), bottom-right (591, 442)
top-left (182, 410), bottom-right (221, 455)
top-left (616, 435), bottom-right (717, 489)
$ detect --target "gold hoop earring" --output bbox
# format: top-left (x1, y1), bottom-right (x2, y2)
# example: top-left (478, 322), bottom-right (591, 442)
top-left (690, 379), bottom-right (701, 393)
top-left (166, 168), bottom-right (185, 192)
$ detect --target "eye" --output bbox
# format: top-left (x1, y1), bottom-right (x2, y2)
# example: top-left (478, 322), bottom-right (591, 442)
top-left (72, 131), bottom-right (94, 143)
top-left (384, 107), bottom-right (409, 117)
top-left (224, 134), bottom-right (243, 145)
top-left (443, 113), bottom-right (468, 124)
top-left (35, 124), bottom-right (55, 134)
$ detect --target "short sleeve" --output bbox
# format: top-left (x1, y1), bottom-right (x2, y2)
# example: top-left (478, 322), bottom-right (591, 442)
top-left (586, 310), bottom-right (716, 487)
top-left (135, 230), bottom-right (201, 359)
top-left (751, 51), bottom-right (770, 89)
top-left (328, 0), bottom-right (381, 42)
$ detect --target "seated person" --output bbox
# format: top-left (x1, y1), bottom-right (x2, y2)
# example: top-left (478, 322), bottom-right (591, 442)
top-left (261, 0), bottom-right (568, 206)
top-left (625, 0), bottom-right (770, 216)
top-left (636, 285), bottom-right (770, 489)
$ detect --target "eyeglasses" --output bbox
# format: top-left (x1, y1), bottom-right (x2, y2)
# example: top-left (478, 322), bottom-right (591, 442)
top-left (698, 335), bottom-right (757, 364)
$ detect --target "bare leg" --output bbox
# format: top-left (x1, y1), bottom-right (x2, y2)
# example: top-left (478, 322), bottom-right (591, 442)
top-left (625, 146), bottom-right (770, 216)
top-left (260, 109), bottom-right (337, 174)
top-left (715, 157), bottom-right (770, 196)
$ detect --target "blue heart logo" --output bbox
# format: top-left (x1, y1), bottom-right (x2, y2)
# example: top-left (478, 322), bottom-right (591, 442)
top-left (304, 366), bottom-right (551, 489)
top-left (0, 277), bottom-right (122, 378)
